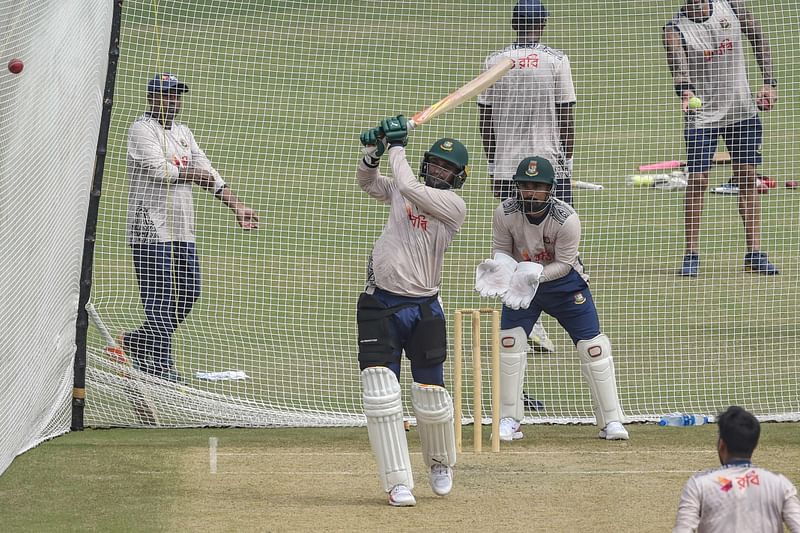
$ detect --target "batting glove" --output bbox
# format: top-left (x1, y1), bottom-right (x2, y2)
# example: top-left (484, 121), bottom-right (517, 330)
top-left (360, 127), bottom-right (386, 161)
top-left (381, 115), bottom-right (408, 147)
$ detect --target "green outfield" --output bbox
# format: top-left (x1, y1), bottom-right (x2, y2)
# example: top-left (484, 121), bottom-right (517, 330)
top-left (83, 0), bottom-right (800, 423)
top-left (1, 424), bottom-right (799, 531)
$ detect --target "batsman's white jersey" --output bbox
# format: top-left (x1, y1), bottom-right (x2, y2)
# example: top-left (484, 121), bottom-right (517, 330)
top-left (126, 114), bottom-right (223, 244)
top-left (477, 43), bottom-right (576, 181)
top-left (669, 0), bottom-right (758, 128)
top-left (673, 463), bottom-right (800, 533)
top-left (357, 147), bottom-right (466, 297)
top-left (491, 198), bottom-right (586, 284)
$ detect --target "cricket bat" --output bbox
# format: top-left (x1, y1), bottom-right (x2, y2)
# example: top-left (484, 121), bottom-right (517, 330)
top-left (574, 180), bottom-right (603, 190)
top-left (638, 151), bottom-right (731, 172)
top-left (407, 57), bottom-right (514, 129)
top-left (86, 302), bottom-right (159, 426)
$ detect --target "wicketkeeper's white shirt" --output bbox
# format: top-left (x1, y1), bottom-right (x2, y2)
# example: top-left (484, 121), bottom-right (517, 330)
top-left (126, 113), bottom-right (223, 244)
top-left (491, 198), bottom-right (587, 284)
top-left (673, 463), bottom-right (800, 533)
top-left (478, 43), bottom-right (576, 181)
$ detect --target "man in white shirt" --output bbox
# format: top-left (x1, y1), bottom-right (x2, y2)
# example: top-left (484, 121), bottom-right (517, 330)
top-left (122, 73), bottom-right (259, 382)
top-left (673, 405), bottom-right (800, 532)
top-left (357, 116), bottom-right (468, 507)
top-left (478, 0), bottom-right (577, 371)
top-left (663, 0), bottom-right (778, 276)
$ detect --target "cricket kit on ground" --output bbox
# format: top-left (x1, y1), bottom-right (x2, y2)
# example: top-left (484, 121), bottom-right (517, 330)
top-left (124, 113), bottom-right (221, 378)
top-left (477, 43), bottom-right (576, 185)
top-left (673, 462), bottom-right (800, 533)
top-left (357, 145), bottom-right (465, 502)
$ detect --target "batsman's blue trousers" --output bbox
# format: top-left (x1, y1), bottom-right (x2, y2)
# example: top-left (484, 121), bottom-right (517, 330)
top-left (501, 269), bottom-right (600, 345)
top-left (369, 287), bottom-right (446, 387)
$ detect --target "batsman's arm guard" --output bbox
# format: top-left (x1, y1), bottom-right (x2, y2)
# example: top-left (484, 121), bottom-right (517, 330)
top-left (361, 366), bottom-right (414, 492)
top-left (411, 382), bottom-right (456, 468)
top-left (577, 334), bottom-right (625, 428)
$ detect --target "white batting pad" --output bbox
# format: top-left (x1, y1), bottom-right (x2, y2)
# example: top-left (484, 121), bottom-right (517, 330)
top-left (577, 334), bottom-right (625, 427)
top-left (411, 382), bottom-right (456, 468)
top-left (361, 366), bottom-right (413, 492)
top-left (499, 327), bottom-right (529, 421)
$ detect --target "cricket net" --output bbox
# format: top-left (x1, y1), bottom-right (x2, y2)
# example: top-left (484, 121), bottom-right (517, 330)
top-left (0, 1), bottom-right (112, 474)
top-left (83, 0), bottom-right (799, 428)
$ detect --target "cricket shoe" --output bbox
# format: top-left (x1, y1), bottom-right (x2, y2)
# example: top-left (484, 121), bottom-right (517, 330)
top-left (712, 181), bottom-right (769, 194)
top-left (530, 319), bottom-right (555, 353)
top-left (744, 251), bottom-right (779, 275)
top-left (495, 417), bottom-right (523, 442)
top-left (599, 421), bottom-right (629, 440)
top-left (678, 253), bottom-right (699, 277)
top-left (429, 463), bottom-right (453, 496)
top-left (712, 182), bottom-right (739, 195)
top-left (388, 484), bottom-right (416, 507)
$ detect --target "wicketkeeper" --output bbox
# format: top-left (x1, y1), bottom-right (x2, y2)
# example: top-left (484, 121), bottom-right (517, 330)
top-left (475, 156), bottom-right (628, 442)
top-left (357, 115), bottom-right (469, 507)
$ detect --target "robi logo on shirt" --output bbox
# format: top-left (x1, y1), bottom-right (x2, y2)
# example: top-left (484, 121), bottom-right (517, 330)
top-left (703, 39), bottom-right (733, 62)
top-left (516, 53), bottom-right (539, 69)
top-left (172, 155), bottom-right (189, 168)
top-left (405, 204), bottom-right (429, 231)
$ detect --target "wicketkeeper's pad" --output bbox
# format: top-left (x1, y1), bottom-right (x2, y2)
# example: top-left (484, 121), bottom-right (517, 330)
top-left (500, 327), bottom-right (529, 421)
top-left (577, 333), bottom-right (625, 427)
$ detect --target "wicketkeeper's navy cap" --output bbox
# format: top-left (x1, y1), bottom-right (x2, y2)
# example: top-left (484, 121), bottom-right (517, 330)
top-left (512, 0), bottom-right (549, 30)
top-left (147, 73), bottom-right (189, 94)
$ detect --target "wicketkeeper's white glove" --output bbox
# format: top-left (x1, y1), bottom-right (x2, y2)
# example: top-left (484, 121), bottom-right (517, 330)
top-left (501, 261), bottom-right (544, 310)
top-left (474, 252), bottom-right (517, 298)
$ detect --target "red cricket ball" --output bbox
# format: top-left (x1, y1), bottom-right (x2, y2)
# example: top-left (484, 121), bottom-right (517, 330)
top-left (786, 180), bottom-right (799, 190)
top-left (7, 58), bottom-right (24, 74)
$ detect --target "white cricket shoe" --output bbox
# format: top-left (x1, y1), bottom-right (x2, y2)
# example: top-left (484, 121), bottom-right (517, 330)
top-left (599, 421), bottom-right (629, 440)
top-left (530, 319), bottom-right (555, 353)
top-left (497, 417), bottom-right (523, 442)
top-left (429, 463), bottom-right (453, 496)
top-left (388, 484), bottom-right (416, 507)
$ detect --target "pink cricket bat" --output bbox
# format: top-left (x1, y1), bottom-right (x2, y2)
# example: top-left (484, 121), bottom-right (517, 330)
top-left (638, 160), bottom-right (683, 171)
top-left (638, 152), bottom-right (731, 172)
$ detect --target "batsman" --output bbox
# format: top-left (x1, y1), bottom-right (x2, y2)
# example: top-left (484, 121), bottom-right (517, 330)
top-left (475, 156), bottom-right (628, 442)
top-left (356, 115), bottom-right (469, 506)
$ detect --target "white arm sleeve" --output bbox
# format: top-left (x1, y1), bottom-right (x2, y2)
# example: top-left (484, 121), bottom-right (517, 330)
top-left (540, 213), bottom-right (580, 282)
top-left (186, 128), bottom-right (223, 182)
top-left (357, 158), bottom-right (394, 204)
top-left (672, 477), bottom-right (701, 533)
top-left (491, 205), bottom-right (515, 258)
top-left (555, 55), bottom-right (577, 105)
